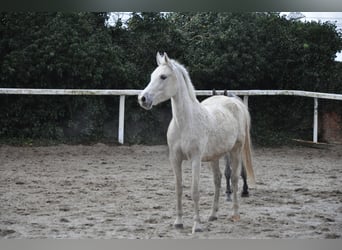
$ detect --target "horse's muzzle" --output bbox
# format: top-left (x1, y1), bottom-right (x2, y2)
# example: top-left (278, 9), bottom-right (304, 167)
top-left (138, 93), bottom-right (153, 110)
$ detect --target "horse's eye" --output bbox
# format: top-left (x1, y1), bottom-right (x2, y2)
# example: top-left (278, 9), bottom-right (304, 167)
top-left (160, 74), bottom-right (167, 80)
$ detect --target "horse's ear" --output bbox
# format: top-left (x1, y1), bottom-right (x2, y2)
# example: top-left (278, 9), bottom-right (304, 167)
top-left (164, 52), bottom-right (170, 64)
top-left (156, 52), bottom-right (163, 66)
top-left (156, 52), bottom-right (172, 67)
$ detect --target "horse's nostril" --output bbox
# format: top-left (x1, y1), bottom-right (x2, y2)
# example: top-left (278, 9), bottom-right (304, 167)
top-left (141, 96), bottom-right (146, 103)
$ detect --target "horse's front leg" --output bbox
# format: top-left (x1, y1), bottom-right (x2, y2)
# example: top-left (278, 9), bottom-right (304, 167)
top-left (171, 155), bottom-right (184, 229)
top-left (191, 155), bottom-right (202, 233)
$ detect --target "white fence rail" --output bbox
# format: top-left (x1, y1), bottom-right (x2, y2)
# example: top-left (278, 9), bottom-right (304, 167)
top-left (1, 88), bottom-right (342, 144)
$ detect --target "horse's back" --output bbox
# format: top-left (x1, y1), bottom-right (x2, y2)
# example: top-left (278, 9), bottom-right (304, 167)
top-left (201, 95), bottom-right (246, 118)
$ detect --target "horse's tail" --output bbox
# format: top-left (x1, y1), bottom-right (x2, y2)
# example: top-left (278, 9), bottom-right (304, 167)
top-left (242, 111), bottom-right (256, 186)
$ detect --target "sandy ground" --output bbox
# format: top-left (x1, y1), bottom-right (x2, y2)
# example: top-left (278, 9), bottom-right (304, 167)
top-left (0, 143), bottom-right (341, 239)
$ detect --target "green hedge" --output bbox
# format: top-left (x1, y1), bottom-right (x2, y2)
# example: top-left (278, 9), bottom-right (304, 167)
top-left (0, 12), bottom-right (341, 145)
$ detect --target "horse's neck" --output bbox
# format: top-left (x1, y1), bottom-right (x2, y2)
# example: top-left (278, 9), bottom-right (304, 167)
top-left (171, 81), bottom-right (202, 130)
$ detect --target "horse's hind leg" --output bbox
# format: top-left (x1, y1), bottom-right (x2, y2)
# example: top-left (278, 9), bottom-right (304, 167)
top-left (230, 147), bottom-right (242, 222)
top-left (241, 163), bottom-right (249, 197)
top-left (224, 155), bottom-right (232, 201)
top-left (208, 159), bottom-right (222, 221)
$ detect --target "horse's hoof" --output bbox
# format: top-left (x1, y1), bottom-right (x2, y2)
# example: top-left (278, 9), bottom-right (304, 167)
top-left (241, 192), bottom-right (249, 197)
top-left (226, 195), bottom-right (232, 202)
top-left (208, 216), bottom-right (218, 222)
top-left (174, 223), bottom-right (184, 229)
top-left (192, 221), bottom-right (203, 233)
top-left (192, 227), bottom-right (203, 233)
top-left (230, 215), bottom-right (240, 222)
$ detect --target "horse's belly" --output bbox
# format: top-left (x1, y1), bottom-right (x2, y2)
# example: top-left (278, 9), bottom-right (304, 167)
top-left (201, 151), bottom-right (226, 162)
top-left (201, 129), bottom-right (236, 161)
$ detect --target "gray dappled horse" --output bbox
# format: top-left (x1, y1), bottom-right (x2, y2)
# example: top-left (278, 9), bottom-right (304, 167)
top-left (138, 53), bottom-right (255, 233)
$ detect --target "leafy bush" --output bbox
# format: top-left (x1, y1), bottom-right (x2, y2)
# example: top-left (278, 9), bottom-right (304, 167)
top-left (0, 12), bottom-right (341, 145)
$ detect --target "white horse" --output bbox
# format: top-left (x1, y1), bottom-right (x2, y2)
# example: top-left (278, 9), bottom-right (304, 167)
top-left (138, 52), bottom-right (255, 233)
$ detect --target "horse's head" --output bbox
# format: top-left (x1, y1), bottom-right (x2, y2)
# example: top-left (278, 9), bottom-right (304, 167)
top-left (138, 52), bottom-right (178, 110)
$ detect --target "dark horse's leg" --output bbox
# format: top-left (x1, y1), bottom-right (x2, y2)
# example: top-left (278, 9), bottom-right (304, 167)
top-left (224, 155), bottom-right (249, 201)
top-left (241, 162), bottom-right (249, 197)
top-left (224, 155), bottom-right (232, 201)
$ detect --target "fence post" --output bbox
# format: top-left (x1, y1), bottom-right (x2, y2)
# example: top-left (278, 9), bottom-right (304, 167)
top-left (313, 97), bottom-right (318, 143)
top-left (243, 95), bottom-right (249, 107)
top-left (118, 95), bottom-right (125, 144)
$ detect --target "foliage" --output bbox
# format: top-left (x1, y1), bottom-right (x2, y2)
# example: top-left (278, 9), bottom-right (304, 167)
top-left (0, 12), bottom-right (341, 145)
top-left (0, 12), bottom-right (127, 141)
top-left (168, 12), bottom-right (342, 145)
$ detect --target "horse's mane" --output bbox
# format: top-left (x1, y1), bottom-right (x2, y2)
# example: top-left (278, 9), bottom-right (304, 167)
top-left (170, 59), bottom-right (197, 103)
